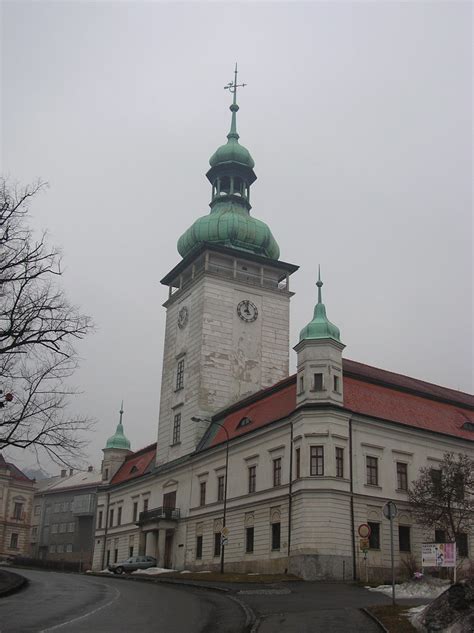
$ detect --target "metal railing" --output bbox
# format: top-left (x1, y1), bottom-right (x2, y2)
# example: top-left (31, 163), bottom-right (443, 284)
top-left (137, 507), bottom-right (180, 524)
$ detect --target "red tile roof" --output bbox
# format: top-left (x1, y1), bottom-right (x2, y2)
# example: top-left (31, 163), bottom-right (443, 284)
top-left (208, 360), bottom-right (474, 447)
top-left (0, 454), bottom-right (33, 482)
top-left (110, 443), bottom-right (156, 485)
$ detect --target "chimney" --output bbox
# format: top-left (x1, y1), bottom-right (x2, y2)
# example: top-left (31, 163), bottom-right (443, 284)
top-left (87, 465), bottom-right (93, 472)
top-left (61, 469), bottom-right (66, 478)
top-left (69, 468), bottom-right (74, 476)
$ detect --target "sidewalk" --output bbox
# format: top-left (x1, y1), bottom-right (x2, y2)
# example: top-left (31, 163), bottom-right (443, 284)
top-left (0, 569), bottom-right (28, 597)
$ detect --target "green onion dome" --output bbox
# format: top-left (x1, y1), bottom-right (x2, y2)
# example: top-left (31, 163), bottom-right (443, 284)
top-left (299, 274), bottom-right (341, 342)
top-left (209, 136), bottom-right (255, 169)
top-left (105, 414), bottom-right (131, 450)
top-left (177, 201), bottom-right (280, 260)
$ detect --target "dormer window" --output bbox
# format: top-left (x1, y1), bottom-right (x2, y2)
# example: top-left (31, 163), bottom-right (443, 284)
top-left (130, 465), bottom-right (138, 474)
top-left (237, 416), bottom-right (252, 428)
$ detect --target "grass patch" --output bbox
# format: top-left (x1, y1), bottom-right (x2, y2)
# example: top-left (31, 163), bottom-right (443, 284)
top-left (367, 605), bottom-right (419, 632)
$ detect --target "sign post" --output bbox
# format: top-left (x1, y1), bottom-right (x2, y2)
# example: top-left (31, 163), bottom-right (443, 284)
top-left (358, 524), bottom-right (371, 584)
top-left (383, 501), bottom-right (398, 606)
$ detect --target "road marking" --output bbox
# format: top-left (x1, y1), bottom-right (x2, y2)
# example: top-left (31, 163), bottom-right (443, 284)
top-left (39, 585), bottom-right (121, 632)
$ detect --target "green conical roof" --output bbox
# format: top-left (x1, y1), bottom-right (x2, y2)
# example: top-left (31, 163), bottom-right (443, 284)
top-left (105, 403), bottom-right (131, 450)
top-left (177, 65), bottom-right (280, 262)
top-left (299, 270), bottom-right (341, 343)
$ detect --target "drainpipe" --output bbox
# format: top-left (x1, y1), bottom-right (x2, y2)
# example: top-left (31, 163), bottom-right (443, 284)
top-left (349, 416), bottom-right (357, 580)
top-left (287, 420), bottom-right (294, 566)
top-left (101, 492), bottom-right (110, 570)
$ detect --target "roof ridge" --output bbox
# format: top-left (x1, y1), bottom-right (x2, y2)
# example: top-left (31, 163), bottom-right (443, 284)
top-left (122, 442), bottom-right (157, 462)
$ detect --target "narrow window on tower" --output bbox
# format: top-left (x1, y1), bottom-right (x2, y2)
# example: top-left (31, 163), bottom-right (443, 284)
top-left (273, 458), bottom-right (282, 487)
top-left (334, 375), bottom-right (340, 393)
top-left (295, 448), bottom-right (301, 479)
top-left (172, 412), bottom-right (181, 444)
top-left (310, 446), bottom-right (324, 476)
top-left (217, 475), bottom-right (225, 502)
top-left (313, 373), bottom-right (323, 391)
top-left (336, 447), bottom-right (344, 478)
top-left (175, 359), bottom-right (185, 390)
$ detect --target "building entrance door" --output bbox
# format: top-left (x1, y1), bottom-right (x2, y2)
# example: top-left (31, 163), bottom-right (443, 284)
top-left (164, 530), bottom-right (173, 569)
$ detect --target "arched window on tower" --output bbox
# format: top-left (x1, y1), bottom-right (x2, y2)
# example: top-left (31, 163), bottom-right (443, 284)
top-left (220, 176), bottom-right (231, 195)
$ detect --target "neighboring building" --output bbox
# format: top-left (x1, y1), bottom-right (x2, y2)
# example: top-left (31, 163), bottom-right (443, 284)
top-left (0, 453), bottom-right (35, 558)
top-left (92, 73), bottom-right (474, 580)
top-left (32, 467), bottom-right (101, 569)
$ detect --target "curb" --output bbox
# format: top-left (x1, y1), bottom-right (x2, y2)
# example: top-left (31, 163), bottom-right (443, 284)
top-left (0, 570), bottom-right (29, 598)
top-left (360, 607), bottom-right (389, 632)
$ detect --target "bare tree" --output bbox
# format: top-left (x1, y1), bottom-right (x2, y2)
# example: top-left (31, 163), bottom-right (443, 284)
top-left (408, 452), bottom-right (474, 550)
top-left (0, 178), bottom-right (93, 463)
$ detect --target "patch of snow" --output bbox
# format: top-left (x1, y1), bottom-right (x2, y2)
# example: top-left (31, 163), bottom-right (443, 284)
top-left (94, 569), bottom-right (113, 574)
top-left (180, 570), bottom-right (192, 574)
top-left (195, 570), bottom-right (211, 574)
top-left (132, 567), bottom-right (175, 575)
top-left (367, 580), bottom-right (450, 599)
top-left (247, 572), bottom-right (260, 576)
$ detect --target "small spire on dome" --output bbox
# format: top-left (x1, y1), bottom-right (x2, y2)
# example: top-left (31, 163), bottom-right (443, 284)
top-left (224, 63), bottom-right (246, 140)
top-left (316, 265), bottom-right (323, 304)
top-left (119, 400), bottom-right (124, 425)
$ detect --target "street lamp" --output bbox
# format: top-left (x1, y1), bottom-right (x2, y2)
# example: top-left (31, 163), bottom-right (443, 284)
top-left (191, 416), bottom-right (229, 574)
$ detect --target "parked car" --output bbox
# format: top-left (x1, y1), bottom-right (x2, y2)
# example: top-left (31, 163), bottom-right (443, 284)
top-left (108, 555), bottom-right (157, 574)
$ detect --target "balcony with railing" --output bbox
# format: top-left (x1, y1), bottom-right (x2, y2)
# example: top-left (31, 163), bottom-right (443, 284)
top-left (137, 506), bottom-right (180, 525)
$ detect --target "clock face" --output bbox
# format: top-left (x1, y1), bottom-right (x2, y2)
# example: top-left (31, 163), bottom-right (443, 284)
top-left (177, 306), bottom-right (189, 329)
top-left (237, 300), bottom-right (258, 322)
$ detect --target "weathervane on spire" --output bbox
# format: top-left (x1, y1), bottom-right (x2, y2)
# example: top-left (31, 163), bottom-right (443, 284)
top-left (224, 63), bottom-right (247, 105)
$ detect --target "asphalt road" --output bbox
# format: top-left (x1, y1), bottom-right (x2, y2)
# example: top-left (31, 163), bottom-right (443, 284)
top-left (0, 569), bottom-right (245, 633)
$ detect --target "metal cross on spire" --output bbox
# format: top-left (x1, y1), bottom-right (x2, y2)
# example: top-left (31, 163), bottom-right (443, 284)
top-left (224, 63), bottom-right (247, 105)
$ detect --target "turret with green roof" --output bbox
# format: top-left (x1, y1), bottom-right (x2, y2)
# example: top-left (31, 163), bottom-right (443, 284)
top-left (294, 269), bottom-right (345, 408)
top-left (102, 403), bottom-right (132, 482)
top-left (177, 64), bottom-right (280, 261)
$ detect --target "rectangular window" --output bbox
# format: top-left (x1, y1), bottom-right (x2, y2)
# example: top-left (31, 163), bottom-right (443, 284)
top-left (273, 458), bottom-right (282, 487)
top-left (172, 413), bottom-right (181, 444)
top-left (313, 373), bottom-right (323, 391)
top-left (66, 544), bottom-right (73, 553)
top-left (196, 535), bottom-right (203, 559)
top-left (13, 502), bottom-right (23, 519)
top-left (399, 526), bottom-right (411, 552)
top-left (114, 549), bottom-right (118, 563)
top-left (51, 524), bottom-right (58, 534)
top-left (397, 462), bottom-right (408, 491)
top-left (117, 507), bottom-right (122, 526)
top-left (98, 511), bottom-right (103, 529)
top-left (50, 544), bottom-right (56, 554)
top-left (246, 527), bottom-right (254, 553)
top-left (32, 526), bottom-right (38, 537)
top-left (310, 446), bottom-right (324, 476)
top-left (68, 522), bottom-right (75, 533)
top-left (248, 466), bottom-right (256, 493)
top-left (176, 359), bottom-right (185, 390)
top-left (295, 448), bottom-right (300, 479)
top-left (59, 523), bottom-right (66, 533)
top-left (54, 503), bottom-right (60, 513)
top-left (217, 475), bottom-right (225, 502)
top-left (298, 375), bottom-right (304, 394)
top-left (133, 502), bottom-right (138, 522)
top-left (106, 550), bottom-right (110, 566)
top-left (57, 544), bottom-right (64, 554)
top-left (214, 532), bottom-right (221, 557)
top-left (456, 533), bottom-right (468, 557)
top-left (10, 533), bottom-right (18, 549)
top-left (109, 509), bottom-right (114, 527)
top-left (129, 546), bottom-right (134, 557)
top-left (368, 522), bottom-right (380, 549)
top-left (199, 482), bottom-right (206, 506)
top-left (34, 505), bottom-right (41, 516)
top-left (334, 375), bottom-right (340, 392)
top-left (431, 469), bottom-right (442, 497)
top-left (336, 447), bottom-right (344, 478)
top-left (435, 529), bottom-right (446, 543)
top-left (271, 522), bottom-right (281, 551)
top-left (366, 456), bottom-right (378, 486)
top-left (143, 498), bottom-right (149, 513)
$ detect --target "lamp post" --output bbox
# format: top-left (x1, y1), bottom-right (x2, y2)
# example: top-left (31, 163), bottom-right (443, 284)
top-left (192, 416), bottom-right (229, 574)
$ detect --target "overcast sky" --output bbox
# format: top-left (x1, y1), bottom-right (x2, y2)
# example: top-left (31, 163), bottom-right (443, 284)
top-left (2, 1), bottom-right (472, 474)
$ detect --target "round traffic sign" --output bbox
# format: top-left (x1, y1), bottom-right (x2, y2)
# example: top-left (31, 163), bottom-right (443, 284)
top-left (358, 523), bottom-right (371, 538)
top-left (383, 501), bottom-right (398, 520)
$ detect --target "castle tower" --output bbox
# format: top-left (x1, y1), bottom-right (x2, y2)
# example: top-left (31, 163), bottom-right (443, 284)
top-left (101, 402), bottom-right (132, 482)
top-left (294, 270), bottom-right (345, 408)
top-left (156, 66), bottom-right (298, 464)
